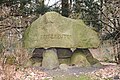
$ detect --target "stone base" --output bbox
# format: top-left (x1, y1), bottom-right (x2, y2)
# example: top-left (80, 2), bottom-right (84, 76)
top-left (42, 48), bottom-right (59, 69)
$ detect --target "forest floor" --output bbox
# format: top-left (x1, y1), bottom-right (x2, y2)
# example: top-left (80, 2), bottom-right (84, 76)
top-left (0, 61), bottom-right (120, 80)
top-left (39, 63), bottom-right (120, 80)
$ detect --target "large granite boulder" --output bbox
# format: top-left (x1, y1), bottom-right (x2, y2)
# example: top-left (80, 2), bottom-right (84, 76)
top-left (23, 12), bottom-right (100, 49)
top-left (23, 12), bottom-right (100, 69)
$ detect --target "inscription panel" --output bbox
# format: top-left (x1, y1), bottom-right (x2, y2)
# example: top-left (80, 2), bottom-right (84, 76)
top-left (40, 34), bottom-right (71, 39)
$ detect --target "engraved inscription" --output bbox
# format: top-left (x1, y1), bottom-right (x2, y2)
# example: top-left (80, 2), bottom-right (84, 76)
top-left (40, 34), bottom-right (71, 39)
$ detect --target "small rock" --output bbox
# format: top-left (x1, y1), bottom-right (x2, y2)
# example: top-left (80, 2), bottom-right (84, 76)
top-left (92, 63), bottom-right (103, 67)
top-left (59, 64), bottom-right (69, 71)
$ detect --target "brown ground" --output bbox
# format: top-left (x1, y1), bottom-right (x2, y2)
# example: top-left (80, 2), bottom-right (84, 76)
top-left (0, 61), bottom-right (120, 80)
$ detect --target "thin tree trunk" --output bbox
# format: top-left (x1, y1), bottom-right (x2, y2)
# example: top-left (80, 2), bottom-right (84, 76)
top-left (61, 0), bottom-right (69, 17)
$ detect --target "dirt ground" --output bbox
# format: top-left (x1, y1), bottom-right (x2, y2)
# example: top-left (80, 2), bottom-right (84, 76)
top-left (36, 63), bottom-right (120, 80)
top-left (39, 66), bottom-right (101, 77)
top-left (0, 61), bottom-right (120, 80)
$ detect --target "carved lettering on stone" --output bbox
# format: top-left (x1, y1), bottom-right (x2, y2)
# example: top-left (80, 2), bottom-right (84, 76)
top-left (40, 34), bottom-right (71, 39)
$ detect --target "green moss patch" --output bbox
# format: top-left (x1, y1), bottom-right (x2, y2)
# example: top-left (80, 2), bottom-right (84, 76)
top-left (44, 75), bottom-right (93, 80)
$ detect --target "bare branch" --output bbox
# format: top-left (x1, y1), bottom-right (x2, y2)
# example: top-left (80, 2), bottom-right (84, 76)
top-left (100, 20), bottom-right (118, 31)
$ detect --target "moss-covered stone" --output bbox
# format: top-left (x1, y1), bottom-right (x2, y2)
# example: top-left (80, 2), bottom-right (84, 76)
top-left (42, 49), bottom-right (59, 69)
top-left (23, 12), bottom-right (100, 49)
top-left (59, 64), bottom-right (69, 70)
top-left (71, 49), bottom-right (100, 67)
top-left (86, 55), bottom-right (99, 65)
top-left (83, 49), bottom-right (99, 65)
top-left (71, 50), bottom-right (91, 67)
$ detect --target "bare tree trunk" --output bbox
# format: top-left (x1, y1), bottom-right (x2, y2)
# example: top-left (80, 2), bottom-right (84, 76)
top-left (61, 0), bottom-right (69, 17)
top-left (38, 0), bottom-right (44, 14)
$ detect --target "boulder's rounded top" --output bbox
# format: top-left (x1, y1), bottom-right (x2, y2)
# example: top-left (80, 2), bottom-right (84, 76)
top-left (42, 11), bottom-right (61, 22)
top-left (44, 11), bottom-right (60, 16)
top-left (23, 11), bottom-right (100, 49)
